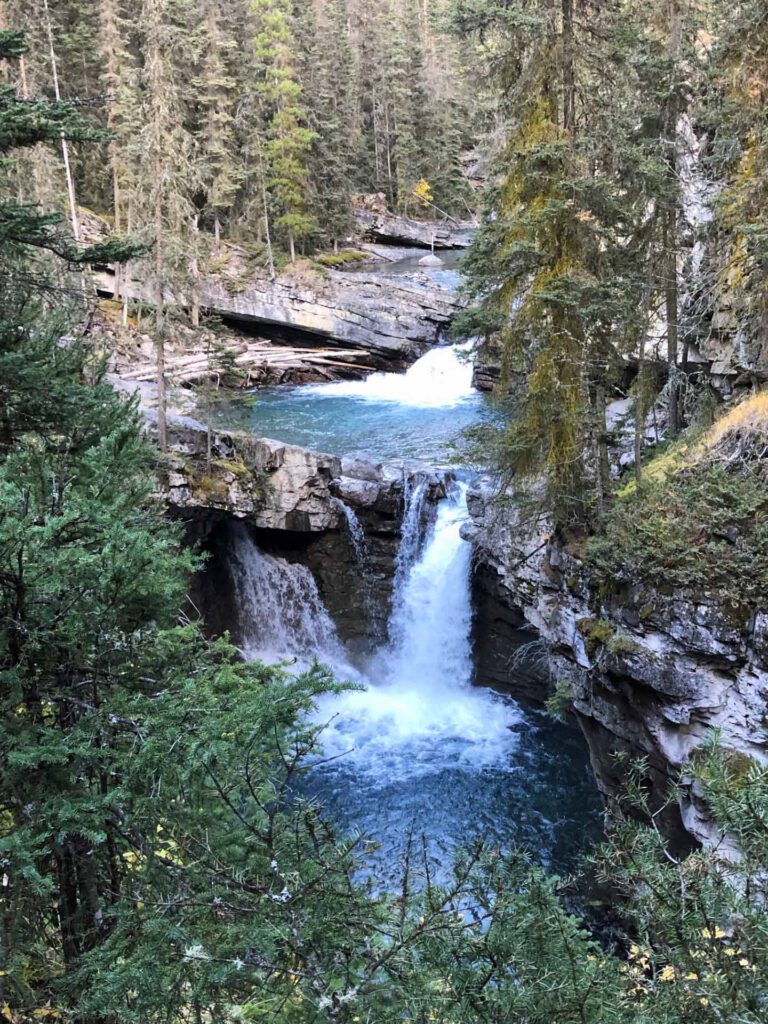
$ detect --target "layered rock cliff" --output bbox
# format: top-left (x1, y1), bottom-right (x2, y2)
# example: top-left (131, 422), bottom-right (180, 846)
top-left (160, 422), bottom-right (448, 648)
top-left (354, 208), bottom-right (475, 250)
top-left (98, 249), bottom-right (463, 367)
top-left (464, 470), bottom-right (768, 850)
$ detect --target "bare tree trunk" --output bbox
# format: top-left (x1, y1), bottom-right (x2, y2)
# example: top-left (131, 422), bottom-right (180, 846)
top-left (665, 0), bottom-right (682, 438)
top-left (635, 340), bottom-right (646, 485)
top-left (664, 209), bottom-right (680, 438)
top-left (154, 174), bottom-right (167, 452)
top-left (634, 288), bottom-right (652, 485)
top-left (562, 0), bottom-right (576, 145)
top-left (190, 214), bottom-right (201, 327)
top-left (122, 198), bottom-right (133, 327)
top-left (112, 168), bottom-right (123, 301)
top-left (384, 105), bottom-right (394, 208)
top-left (288, 231), bottom-right (296, 265)
top-left (259, 156), bottom-right (276, 281)
top-left (214, 215), bottom-right (221, 247)
top-left (372, 83), bottom-right (382, 185)
top-left (17, 56), bottom-right (44, 204)
top-left (591, 382), bottom-right (610, 520)
top-left (43, 0), bottom-right (80, 242)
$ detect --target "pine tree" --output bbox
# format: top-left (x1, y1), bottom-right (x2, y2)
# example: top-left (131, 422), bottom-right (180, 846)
top-left (136, 0), bottom-right (196, 447)
top-left (251, 0), bottom-right (316, 263)
top-left (293, 0), bottom-right (356, 249)
top-left (194, 0), bottom-right (240, 246)
top-left (98, 0), bottom-right (141, 314)
top-left (706, 0), bottom-right (768, 371)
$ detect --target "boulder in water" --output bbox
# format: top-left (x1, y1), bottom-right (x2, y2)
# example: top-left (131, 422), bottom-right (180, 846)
top-left (418, 253), bottom-right (444, 268)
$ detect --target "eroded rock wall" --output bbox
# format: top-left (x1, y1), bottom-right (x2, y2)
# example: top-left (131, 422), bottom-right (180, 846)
top-left (98, 252), bottom-right (463, 366)
top-left (161, 424), bottom-right (448, 649)
top-left (465, 482), bottom-right (768, 848)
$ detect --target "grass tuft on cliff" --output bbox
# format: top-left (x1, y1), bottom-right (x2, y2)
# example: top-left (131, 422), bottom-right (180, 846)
top-left (588, 390), bottom-right (768, 610)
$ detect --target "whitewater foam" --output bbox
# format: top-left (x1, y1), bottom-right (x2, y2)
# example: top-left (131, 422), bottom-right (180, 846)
top-left (302, 342), bottom-right (475, 408)
top-left (313, 484), bottom-right (519, 780)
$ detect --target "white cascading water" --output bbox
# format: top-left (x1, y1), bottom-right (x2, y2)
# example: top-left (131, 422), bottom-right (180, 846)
top-left (230, 484), bottom-right (519, 781)
top-left (391, 476), bottom-right (429, 598)
top-left (335, 498), bottom-right (369, 569)
top-left (302, 342), bottom-right (475, 408)
top-left (315, 482), bottom-right (519, 780)
top-left (228, 521), bottom-right (347, 666)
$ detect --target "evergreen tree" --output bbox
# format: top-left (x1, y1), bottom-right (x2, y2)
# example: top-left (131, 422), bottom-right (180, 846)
top-left (251, 0), bottom-right (316, 263)
top-left (194, 0), bottom-right (240, 246)
top-left (294, 0), bottom-right (356, 250)
top-left (136, 0), bottom-right (196, 447)
top-left (707, 0), bottom-right (768, 370)
top-left (98, 0), bottom-right (141, 314)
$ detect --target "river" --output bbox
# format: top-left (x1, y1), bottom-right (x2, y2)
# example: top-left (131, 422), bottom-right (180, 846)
top-left (214, 331), bottom-right (603, 883)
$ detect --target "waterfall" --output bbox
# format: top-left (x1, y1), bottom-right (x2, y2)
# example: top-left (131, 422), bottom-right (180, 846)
top-left (392, 476), bottom-right (429, 605)
top-left (227, 483), bottom-right (517, 784)
top-left (387, 482), bottom-right (473, 690)
top-left (315, 483), bottom-right (519, 779)
top-left (335, 498), bottom-right (369, 568)
top-left (228, 521), bottom-right (344, 665)
top-left (302, 342), bottom-right (475, 408)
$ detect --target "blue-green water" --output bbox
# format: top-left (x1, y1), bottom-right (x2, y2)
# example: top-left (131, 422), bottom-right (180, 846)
top-left (222, 334), bottom-right (604, 881)
top-left (213, 343), bottom-right (492, 463)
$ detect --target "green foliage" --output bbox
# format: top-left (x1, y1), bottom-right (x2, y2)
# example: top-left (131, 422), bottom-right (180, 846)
top-left (0, 30), bottom-right (143, 289)
top-left (706, 1), bottom-right (768, 361)
top-left (588, 455), bottom-right (768, 609)
top-left (314, 248), bottom-right (369, 268)
top-left (454, 0), bottom-right (714, 525)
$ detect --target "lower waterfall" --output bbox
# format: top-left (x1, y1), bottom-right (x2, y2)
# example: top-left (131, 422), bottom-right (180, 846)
top-left (228, 482), bottom-right (601, 879)
top-left (315, 482), bottom-right (519, 780)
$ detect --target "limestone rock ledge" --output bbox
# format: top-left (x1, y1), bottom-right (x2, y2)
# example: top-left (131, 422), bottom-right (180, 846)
top-left (98, 252), bottom-right (464, 366)
top-left (465, 482), bottom-right (768, 849)
top-left (160, 427), bottom-right (446, 533)
top-left (161, 425), bottom-right (449, 649)
top-left (162, 429), bottom-right (342, 533)
top-left (354, 209), bottom-right (475, 250)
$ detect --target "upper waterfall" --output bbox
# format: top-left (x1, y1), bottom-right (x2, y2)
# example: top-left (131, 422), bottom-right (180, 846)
top-left (302, 343), bottom-right (475, 408)
top-left (387, 483), bottom-right (474, 690)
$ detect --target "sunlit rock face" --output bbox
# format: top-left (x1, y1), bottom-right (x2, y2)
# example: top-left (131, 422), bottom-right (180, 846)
top-left (353, 207), bottom-right (475, 250)
top-left (98, 250), bottom-right (464, 366)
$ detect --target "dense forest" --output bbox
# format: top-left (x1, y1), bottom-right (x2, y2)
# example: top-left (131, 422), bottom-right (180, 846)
top-left (1, 0), bottom-right (768, 1022)
top-left (453, 0), bottom-right (768, 524)
top-left (2, 0), bottom-right (480, 263)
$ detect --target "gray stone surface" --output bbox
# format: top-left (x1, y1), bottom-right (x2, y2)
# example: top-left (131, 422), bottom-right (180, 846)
top-left (354, 209), bottom-right (475, 250)
top-left (466, 484), bottom-right (768, 848)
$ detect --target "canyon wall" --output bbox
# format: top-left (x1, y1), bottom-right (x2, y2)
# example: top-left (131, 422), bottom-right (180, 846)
top-left (464, 482), bottom-right (768, 849)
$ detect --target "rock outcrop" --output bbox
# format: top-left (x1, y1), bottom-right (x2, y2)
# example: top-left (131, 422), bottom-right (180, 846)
top-left (98, 250), bottom-right (464, 367)
top-left (354, 209), bottom-right (475, 250)
top-left (465, 481), bottom-right (768, 849)
top-left (163, 429), bottom-right (343, 532)
top-left (162, 423), bottom-right (448, 647)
